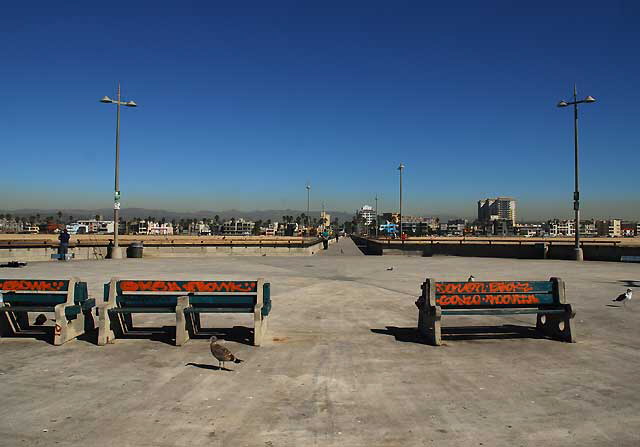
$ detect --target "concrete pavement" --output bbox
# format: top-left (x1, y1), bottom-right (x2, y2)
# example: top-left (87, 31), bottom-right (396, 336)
top-left (0, 255), bottom-right (638, 446)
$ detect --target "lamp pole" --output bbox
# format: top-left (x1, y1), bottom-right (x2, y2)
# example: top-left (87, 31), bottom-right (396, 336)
top-left (375, 194), bottom-right (378, 238)
top-left (557, 85), bottom-right (595, 261)
top-left (306, 183), bottom-right (311, 229)
top-left (398, 163), bottom-right (404, 239)
top-left (100, 83), bottom-right (137, 259)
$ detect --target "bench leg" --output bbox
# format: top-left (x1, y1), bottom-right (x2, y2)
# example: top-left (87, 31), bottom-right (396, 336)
top-left (98, 304), bottom-right (122, 345)
top-left (191, 312), bottom-right (202, 333)
top-left (0, 310), bottom-right (17, 339)
top-left (418, 307), bottom-right (442, 346)
top-left (175, 296), bottom-right (190, 346)
top-left (54, 304), bottom-right (85, 345)
top-left (83, 307), bottom-right (97, 334)
top-left (253, 309), bottom-right (267, 347)
top-left (15, 312), bottom-right (29, 330)
top-left (536, 305), bottom-right (575, 343)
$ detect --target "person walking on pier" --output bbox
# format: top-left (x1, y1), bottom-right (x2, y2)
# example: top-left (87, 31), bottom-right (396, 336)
top-left (58, 228), bottom-right (70, 256)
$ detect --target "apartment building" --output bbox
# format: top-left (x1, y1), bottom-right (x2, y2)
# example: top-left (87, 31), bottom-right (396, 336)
top-left (478, 197), bottom-right (516, 225)
top-left (222, 218), bottom-right (255, 235)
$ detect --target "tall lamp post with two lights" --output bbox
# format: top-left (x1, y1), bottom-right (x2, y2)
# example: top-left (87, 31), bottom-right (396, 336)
top-left (557, 85), bottom-right (595, 261)
top-left (100, 83), bottom-right (137, 259)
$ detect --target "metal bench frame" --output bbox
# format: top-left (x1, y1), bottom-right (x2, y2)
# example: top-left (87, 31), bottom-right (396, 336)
top-left (416, 277), bottom-right (575, 346)
top-left (98, 277), bottom-right (268, 346)
top-left (0, 277), bottom-right (95, 345)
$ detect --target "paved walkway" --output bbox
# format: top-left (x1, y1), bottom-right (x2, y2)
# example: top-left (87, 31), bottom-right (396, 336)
top-left (0, 256), bottom-right (639, 446)
top-left (314, 236), bottom-right (365, 256)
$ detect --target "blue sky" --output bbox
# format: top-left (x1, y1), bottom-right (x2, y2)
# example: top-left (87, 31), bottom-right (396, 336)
top-left (1, 1), bottom-right (638, 220)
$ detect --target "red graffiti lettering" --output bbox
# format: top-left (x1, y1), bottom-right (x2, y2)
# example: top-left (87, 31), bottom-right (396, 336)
top-left (437, 294), bottom-right (541, 306)
top-left (0, 280), bottom-right (67, 292)
top-left (119, 280), bottom-right (257, 293)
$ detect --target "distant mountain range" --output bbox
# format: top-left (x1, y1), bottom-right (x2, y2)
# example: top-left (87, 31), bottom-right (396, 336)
top-left (1, 208), bottom-right (357, 223)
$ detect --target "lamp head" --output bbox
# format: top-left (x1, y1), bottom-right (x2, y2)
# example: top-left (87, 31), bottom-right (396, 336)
top-left (100, 96), bottom-right (113, 103)
top-left (584, 96), bottom-right (596, 103)
top-left (125, 100), bottom-right (137, 107)
top-left (557, 101), bottom-right (568, 108)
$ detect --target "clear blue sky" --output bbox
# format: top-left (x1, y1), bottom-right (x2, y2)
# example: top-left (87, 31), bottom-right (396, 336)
top-left (1, 1), bottom-right (638, 220)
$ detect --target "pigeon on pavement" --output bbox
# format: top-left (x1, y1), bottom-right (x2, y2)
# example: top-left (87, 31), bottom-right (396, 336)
top-left (210, 336), bottom-right (243, 369)
top-left (612, 288), bottom-right (633, 307)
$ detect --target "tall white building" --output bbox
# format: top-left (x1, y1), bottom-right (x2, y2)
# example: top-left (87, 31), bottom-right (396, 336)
top-left (477, 197), bottom-right (516, 225)
top-left (357, 205), bottom-right (375, 226)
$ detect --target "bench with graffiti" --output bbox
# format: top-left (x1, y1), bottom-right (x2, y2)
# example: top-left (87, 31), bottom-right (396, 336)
top-left (415, 277), bottom-right (575, 345)
top-left (98, 278), bottom-right (271, 346)
top-left (0, 278), bottom-right (95, 345)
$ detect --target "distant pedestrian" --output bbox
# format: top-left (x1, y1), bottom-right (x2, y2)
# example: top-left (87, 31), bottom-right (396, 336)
top-left (335, 233), bottom-right (339, 242)
top-left (58, 229), bottom-right (70, 256)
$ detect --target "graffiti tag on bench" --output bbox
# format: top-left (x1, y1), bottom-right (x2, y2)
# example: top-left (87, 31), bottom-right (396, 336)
top-left (0, 280), bottom-right (68, 291)
top-left (119, 280), bottom-right (257, 293)
top-left (437, 294), bottom-right (543, 306)
top-left (436, 282), bottom-right (539, 294)
top-left (434, 281), bottom-right (556, 306)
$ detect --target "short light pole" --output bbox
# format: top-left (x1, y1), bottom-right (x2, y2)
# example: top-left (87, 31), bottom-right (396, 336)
top-left (398, 163), bottom-right (404, 239)
top-left (557, 85), bottom-right (595, 261)
top-left (375, 194), bottom-right (379, 238)
top-left (100, 83), bottom-right (137, 259)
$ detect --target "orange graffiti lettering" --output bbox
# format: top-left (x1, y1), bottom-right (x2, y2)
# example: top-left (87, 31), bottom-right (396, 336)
top-left (0, 280), bottom-right (67, 292)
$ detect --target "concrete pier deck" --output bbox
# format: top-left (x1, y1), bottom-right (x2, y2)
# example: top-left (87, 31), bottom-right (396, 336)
top-left (0, 253), bottom-right (638, 446)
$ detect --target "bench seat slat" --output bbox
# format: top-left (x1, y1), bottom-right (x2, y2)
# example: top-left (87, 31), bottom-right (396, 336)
top-left (0, 290), bottom-right (68, 294)
top-left (185, 307), bottom-right (254, 313)
top-left (442, 309), bottom-right (566, 316)
top-left (109, 307), bottom-right (176, 314)
top-left (0, 306), bottom-right (57, 312)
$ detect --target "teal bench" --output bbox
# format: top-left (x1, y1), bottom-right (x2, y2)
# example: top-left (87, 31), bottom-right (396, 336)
top-left (0, 278), bottom-right (95, 345)
top-left (98, 278), bottom-right (271, 346)
top-left (415, 277), bottom-right (575, 345)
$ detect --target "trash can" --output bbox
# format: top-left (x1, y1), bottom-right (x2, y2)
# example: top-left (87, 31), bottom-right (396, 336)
top-left (127, 241), bottom-right (144, 258)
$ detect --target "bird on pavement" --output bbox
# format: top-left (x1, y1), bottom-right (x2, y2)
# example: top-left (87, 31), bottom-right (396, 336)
top-left (467, 275), bottom-right (475, 282)
top-left (209, 336), bottom-right (243, 369)
top-left (612, 288), bottom-right (633, 307)
top-left (386, 266), bottom-right (394, 271)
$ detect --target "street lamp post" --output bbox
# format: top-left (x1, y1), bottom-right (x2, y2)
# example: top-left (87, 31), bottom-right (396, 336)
top-left (398, 163), bottom-right (404, 239)
top-left (557, 85), bottom-right (595, 262)
top-left (100, 83), bottom-right (137, 259)
top-left (375, 194), bottom-right (378, 238)
top-left (306, 183), bottom-right (311, 230)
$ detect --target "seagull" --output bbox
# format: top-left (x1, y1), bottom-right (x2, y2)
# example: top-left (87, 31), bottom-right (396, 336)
top-left (209, 336), bottom-right (243, 369)
top-left (386, 266), bottom-right (394, 271)
top-left (467, 275), bottom-right (475, 282)
top-left (612, 288), bottom-right (633, 307)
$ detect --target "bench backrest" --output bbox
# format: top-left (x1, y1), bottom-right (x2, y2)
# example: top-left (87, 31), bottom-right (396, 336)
top-left (104, 278), bottom-right (271, 313)
top-left (0, 278), bottom-right (87, 306)
top-left (422, 277), bottom-right (565, 309)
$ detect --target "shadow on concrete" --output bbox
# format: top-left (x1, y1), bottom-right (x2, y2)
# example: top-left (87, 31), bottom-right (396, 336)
top-left (190, 326), bottom-right (254, 346)
top-left (370, 326), bottom-right (422, 343)
top-left (606, 304), bottom-right (622, 308)
top-left (113, 325), bottom-right (178, 346)
top-left (185, 362), bottom-right (232, 372)
top-left (372, 324), bottom-right (545, 343)
top-left (619, 279), bottom-right (640, 287)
